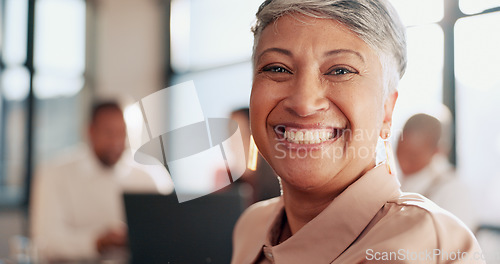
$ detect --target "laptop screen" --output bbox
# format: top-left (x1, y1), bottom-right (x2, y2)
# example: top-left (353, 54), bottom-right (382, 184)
top-left (124, 186), bottom-right (250, 264)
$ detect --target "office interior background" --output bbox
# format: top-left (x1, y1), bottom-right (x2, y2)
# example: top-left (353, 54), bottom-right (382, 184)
top-left (1, 0), bottom-right (500, 259)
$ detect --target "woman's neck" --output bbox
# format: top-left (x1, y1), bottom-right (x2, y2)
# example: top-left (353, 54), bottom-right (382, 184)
top-left (282, 188), bottom-right (336, 234)
top-left (281, 162), bottom-right (376, 235)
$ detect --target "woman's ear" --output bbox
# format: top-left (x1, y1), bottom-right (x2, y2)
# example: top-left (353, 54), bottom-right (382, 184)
top-left (380, 91), bottom-right (398, 138)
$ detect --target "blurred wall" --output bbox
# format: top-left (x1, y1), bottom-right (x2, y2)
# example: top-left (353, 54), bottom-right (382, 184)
top-left (87, 0), bottom-right (167, 101)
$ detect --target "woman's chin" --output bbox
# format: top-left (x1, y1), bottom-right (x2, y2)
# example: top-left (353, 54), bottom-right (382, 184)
top-left (273, 162), bottom-right (342, 193)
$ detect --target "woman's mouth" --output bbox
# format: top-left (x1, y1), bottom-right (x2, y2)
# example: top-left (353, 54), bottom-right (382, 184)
top-left (274, 125), bottom-right (345, 145)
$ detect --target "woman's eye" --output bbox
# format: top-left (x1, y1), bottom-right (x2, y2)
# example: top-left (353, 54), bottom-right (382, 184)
top-left (262, 65), bottom-right (291, 74)
top-left (332, 68), bottom-right (350, 75)
top-left (327, 67), bottom-right (356, 75)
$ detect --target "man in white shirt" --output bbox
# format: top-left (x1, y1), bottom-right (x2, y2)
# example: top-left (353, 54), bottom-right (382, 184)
top-left (396, 113), bottom-right (477, 230)
top-left (30, 102), bottom-right (172, 261)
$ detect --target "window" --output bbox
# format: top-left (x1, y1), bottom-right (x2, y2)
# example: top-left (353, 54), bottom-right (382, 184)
top-left (455, 12), bottom-right (500, 224)
top-left (170, 0), bottom-right (261, 117)
top-left (388, 0), bottom-right (445, 137)
top-left (170, 0), bottom-right (262, 73)
top-left (392, 25), bottom-right (444, 134)
top-left (460, 0), bottom-right (500, 14)
top-left (0, 0), bottom-right (86, 206)
top-left (33, 0), bottom-right (87, 164)
top-left (390, 0), bottom-right (444, 26)
top-left (0, 0), bottom-right (30, 205)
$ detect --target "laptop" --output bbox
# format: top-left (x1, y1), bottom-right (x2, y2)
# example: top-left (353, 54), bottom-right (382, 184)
top-left (124, 185), bottom-right (250, 264)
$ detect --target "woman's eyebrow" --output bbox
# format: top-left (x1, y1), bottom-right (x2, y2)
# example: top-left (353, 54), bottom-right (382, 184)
top-left (324, 49), bottom-right (365, 62)
top-left (256, 48), bottom-right (365, 64)
top-left (257, 47), bottom-right (293, 62)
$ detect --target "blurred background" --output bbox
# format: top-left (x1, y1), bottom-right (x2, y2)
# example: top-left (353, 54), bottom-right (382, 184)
top-left (1, 0), bottom-right (500, 261)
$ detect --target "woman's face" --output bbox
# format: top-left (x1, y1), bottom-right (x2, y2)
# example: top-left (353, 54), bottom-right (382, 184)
top-left (250, 14), bottom-right (397, 193)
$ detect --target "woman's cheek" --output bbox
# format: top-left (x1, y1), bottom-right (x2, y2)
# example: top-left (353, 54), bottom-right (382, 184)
top-left (250, 87), bottom-right (269, 142)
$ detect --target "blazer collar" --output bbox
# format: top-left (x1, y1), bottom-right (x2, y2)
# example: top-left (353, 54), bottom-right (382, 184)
top-left (261, 165), bottom-right (402, 263)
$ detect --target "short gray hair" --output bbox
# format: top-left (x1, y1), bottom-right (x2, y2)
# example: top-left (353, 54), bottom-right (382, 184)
top-left (252, 0), bottom-right (407, 95)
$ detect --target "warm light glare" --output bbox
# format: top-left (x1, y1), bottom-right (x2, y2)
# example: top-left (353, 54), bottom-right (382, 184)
top-left (247, 135), bottom-right (258, 171)
top-left (124, 103), bottom-right (145, 151)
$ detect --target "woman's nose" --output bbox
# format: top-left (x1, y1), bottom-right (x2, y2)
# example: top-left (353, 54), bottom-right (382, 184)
top-left (283, 71), bottom-right (329, 117)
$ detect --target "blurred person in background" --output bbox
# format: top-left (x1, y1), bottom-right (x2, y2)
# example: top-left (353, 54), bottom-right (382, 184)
top-left (397, 113), bottom-right (477, 230)
top-left (30, 101), bottom-right (172, 262)
top-left (215, 108), bottom-right (281, 204)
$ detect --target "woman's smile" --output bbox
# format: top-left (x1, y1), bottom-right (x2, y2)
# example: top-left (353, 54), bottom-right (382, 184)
top-left (273, 123), bottom-right (346, 151)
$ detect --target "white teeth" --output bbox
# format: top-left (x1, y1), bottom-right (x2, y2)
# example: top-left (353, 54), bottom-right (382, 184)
top-left (283, 128), bottom-right (340, 144)
top-left (304, 131), bottom-right (313, 141)
top-left (296, 131), bottom-right (304, 141)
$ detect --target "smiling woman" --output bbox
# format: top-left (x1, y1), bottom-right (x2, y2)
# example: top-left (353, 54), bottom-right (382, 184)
top-left (252, 15), bottom-right (390, 198)
top-left (231, 0), bottom-right (484, 263)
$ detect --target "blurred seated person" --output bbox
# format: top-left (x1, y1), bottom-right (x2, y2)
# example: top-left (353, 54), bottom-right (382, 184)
top-left (216, 108), bottom-right (281, 204)
top-left (397, 113), bottom-right (477, 229)
top-left (31, 101), bottom-right (173, 262)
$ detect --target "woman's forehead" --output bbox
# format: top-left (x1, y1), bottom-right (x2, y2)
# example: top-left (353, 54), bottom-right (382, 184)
top-left (254, 14), bottom-right (376, 62)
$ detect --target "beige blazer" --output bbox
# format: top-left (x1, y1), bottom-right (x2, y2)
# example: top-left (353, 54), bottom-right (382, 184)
top-left (232, 166), bottom-right (484, 264)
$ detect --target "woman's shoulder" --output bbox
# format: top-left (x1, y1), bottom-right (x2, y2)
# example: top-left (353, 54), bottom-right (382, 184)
top-left (337, 192), bottom-right (484, 263)
top-left (235, 196), bottom-right (283, 233)
top-left (357, 192), bottom-right (484, 262)
top-left (385, 192), bottom-right (474, 237)
top-left (232, 197), bottom-right (283, 263)
top-left (246, 196), bottom-right (283, 213)
top-left (388, 192), bottom-right (468, 228)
